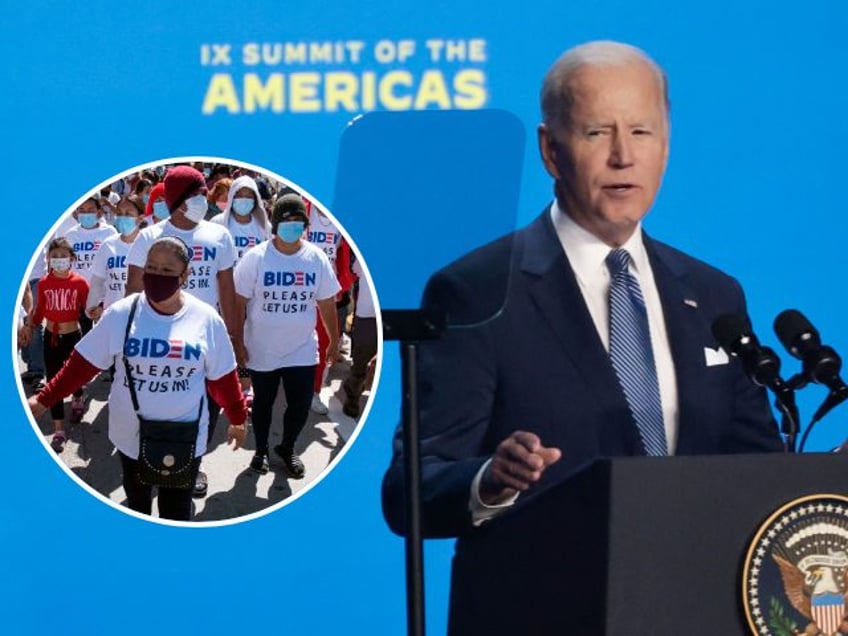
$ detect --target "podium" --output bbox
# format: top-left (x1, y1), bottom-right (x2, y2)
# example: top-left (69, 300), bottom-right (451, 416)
top-left (448, 453), bottom-right (848, 635)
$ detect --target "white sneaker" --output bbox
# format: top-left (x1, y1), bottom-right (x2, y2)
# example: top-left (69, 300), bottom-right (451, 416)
top-left (311, 394), bottom-right (329, 415)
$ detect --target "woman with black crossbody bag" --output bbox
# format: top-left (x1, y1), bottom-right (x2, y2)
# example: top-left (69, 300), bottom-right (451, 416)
top-left (29, 236), bottom-right (248, 521)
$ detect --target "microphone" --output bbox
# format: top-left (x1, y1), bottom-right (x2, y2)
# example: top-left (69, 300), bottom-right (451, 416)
top-left (712, 313), bottom-right (799, 449)
top-left (712, 313), bottom-right (785, 390)
top-left (774, 309), bottom-right (848, 423)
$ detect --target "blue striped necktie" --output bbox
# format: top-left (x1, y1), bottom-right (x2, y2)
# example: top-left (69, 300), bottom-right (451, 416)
top-left (606, 248), bottom-right (667, 456)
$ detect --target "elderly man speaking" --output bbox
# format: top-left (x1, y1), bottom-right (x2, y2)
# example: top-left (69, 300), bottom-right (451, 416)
top-left (382, 40), bottom-right (782, 538)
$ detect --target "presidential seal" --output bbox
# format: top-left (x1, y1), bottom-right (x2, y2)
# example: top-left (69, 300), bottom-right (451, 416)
top-left (744, 494), bottom-right (848, 636)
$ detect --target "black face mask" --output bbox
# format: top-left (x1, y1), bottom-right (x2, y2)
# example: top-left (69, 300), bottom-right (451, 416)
top-left (142, 272), bottom-right (182, 302)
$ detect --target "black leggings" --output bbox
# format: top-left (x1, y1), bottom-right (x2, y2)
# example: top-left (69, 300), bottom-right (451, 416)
top-left (44, 330), bottom-right (83, 420)
top-left (249, 365), bottom-right (315, 454)
top-left (119, 452), bottom-right (200, 521)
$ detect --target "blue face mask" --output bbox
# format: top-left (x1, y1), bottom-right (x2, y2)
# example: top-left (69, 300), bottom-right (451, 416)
top-left (78, 212), bottom-right (98, 229)
top-left (231, 197), bottom-right (254, 217)
top-left (276, 221), bottom-right (305, 243)
top-left (114, 216), bottom-right (138, 236)
top-left (142, 194), bottom-right (150, 205)
top-left (153, 200), bottom-right (170, 220)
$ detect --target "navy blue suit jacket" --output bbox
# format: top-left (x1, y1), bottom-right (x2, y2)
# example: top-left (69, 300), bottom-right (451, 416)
top-left (382, 209), bottom-right (782, 538)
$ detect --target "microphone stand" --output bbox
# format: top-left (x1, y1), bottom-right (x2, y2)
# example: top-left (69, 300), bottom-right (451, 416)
top-left (382, 309), bottom-right (444, 636)
top-left (790, 373), bottom-right (848, 451)
top-left (771, 383), bottom-right (800, 453)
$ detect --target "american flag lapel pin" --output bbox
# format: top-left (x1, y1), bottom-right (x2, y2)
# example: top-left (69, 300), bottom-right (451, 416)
top-left (683, 298), bottom-right (698, 308)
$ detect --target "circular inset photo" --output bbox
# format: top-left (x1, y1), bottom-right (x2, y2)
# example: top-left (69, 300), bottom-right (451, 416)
top-left (14, 157), bottom-right (381, 526)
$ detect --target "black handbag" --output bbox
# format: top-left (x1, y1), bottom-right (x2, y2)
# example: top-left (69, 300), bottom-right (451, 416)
top-left (122, 296), bottom-right (202, 489)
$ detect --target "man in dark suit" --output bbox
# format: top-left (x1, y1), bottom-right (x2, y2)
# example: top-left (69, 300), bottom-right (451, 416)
top-left (382, 40), bottom-right (783, 539)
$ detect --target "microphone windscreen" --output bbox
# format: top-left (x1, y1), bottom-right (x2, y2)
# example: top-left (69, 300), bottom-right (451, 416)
top-left (711, 313), bottom-right (751, 352)
top-left (774, 309), bottom-right (818, 351)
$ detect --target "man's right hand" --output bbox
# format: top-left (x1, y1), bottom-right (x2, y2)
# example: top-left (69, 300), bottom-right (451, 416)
top-left (479, 431), bottom-right (562, 505)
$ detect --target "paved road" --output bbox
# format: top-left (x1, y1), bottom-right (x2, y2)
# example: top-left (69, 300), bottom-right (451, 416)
top-left (19, 354), bottom-right (366, 523)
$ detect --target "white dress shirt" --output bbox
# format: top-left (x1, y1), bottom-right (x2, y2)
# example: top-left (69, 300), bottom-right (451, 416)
top-left (470, 202), bottom-right (680, 525)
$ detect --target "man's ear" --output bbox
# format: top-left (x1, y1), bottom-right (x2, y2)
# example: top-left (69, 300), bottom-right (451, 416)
top-left (538, 123), bottom-right (562, 180)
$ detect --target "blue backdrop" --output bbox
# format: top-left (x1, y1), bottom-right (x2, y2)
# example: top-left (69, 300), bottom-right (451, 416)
top-left (4, 1), bottom-right (847, 633)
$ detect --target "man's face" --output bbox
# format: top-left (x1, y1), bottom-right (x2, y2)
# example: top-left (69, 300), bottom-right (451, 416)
top-left (539, 61), bottom-right (669, 246)
top-left (169, 188), bottom-right (206, 229)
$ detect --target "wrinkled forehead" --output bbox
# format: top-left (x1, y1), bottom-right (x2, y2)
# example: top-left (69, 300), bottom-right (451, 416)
top-left (566, 61), bottom-right (668, 122)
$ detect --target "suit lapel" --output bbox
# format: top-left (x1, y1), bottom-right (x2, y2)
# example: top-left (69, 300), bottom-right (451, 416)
top-left (521, 212), bottom-right (631, 416)
top-left (644, 236), bottom-right (705, 454)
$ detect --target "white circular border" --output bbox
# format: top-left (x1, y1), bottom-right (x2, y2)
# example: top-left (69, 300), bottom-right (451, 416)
top-left (12, 155), bottom-right (384, 529)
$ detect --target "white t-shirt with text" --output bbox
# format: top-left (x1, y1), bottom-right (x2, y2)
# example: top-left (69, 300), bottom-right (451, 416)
top-left (126, 220), bottom-right (237, 309)
top-left (75, 293), bottom-right (236, 459)
top-left (209, 213), bottom-right (267, 263)
top-left (307, 212), bottom-right (341, 266)
top-left (62, 223), bottom-right (118, 282)
top-left (234, 240), bottom-right (340, 370)
top-left (88, 234), bottom-right (134, 310)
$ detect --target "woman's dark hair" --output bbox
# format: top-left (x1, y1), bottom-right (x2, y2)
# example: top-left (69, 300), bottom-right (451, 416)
top-left (141, 169), bottom-right (158, 184)
top-left (82, 194), bottom-right (102, 209)
top-left (211, 164), bottom-right (231, 179)
top-left (47, 237), bottom-right (77, 260)
top-left (118, 195), bottom-right (145, 217)
top-left (149, 236), bottom-right (191, 268)
top-left (134, 178), bottom-right (152, 195)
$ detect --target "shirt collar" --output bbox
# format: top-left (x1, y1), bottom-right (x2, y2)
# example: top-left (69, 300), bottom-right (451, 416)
top-left (550, 200), bottom-right (649, 282)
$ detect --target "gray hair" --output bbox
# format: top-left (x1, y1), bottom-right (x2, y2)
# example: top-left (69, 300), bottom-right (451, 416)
top-left (540, 41), bottom-right (670, 131)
